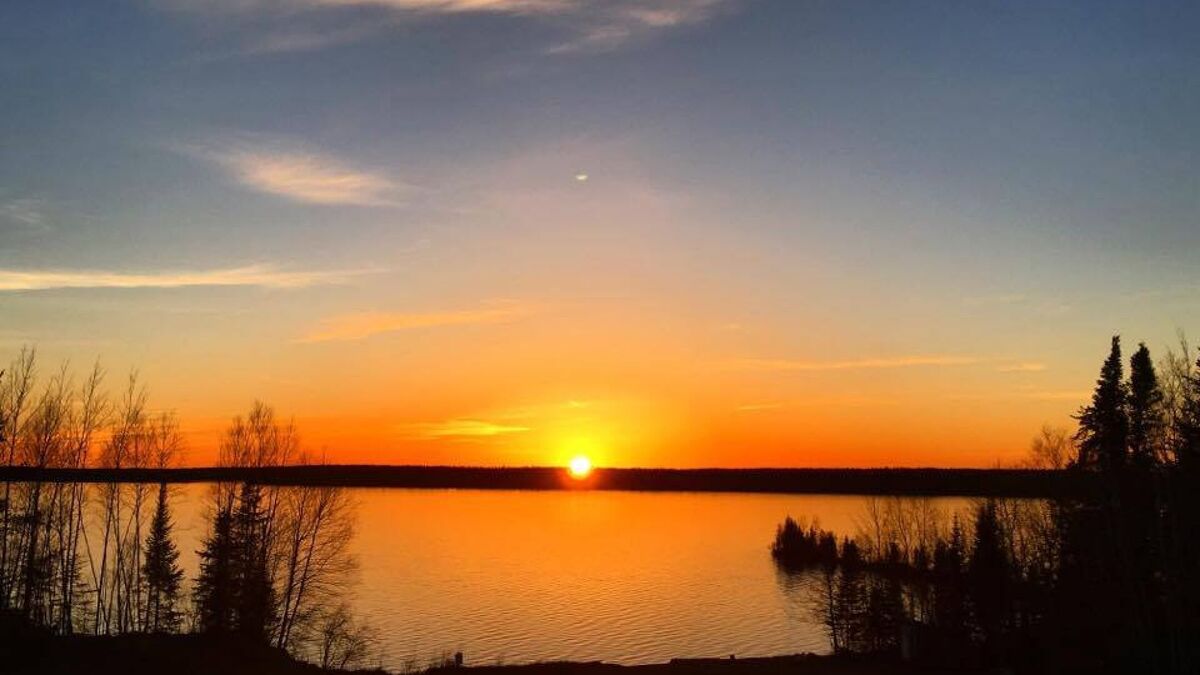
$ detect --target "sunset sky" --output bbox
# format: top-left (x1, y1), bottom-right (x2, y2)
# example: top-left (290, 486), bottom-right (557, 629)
top-left (1, 1), bottom-right (1198, 467)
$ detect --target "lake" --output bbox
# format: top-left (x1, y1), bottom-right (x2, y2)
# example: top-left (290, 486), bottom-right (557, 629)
top-left (152, 485), bottom-right (971, 668)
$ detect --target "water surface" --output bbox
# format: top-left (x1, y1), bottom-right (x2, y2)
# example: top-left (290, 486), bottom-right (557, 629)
top-left (162, 487), bottom-right (967, 667)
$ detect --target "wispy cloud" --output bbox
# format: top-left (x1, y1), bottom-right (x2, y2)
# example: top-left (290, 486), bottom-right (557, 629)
top-left (0, 197), bottom-right (49, 230)
top-left (403, 418), bottom-right (531, 440)
top-left (1023, 390), bottom-right (1089, 401)
top-left (156, 0), bottom-right (734, 54)
top-left (0, 264), bottom-right (366, 292)
top-left (735, 401), bottom-right (784, 412)
top-left (184, 139), bottom-right (408, 206)
top-left (996, 362), bottom-right (1047, 373)
top-left (963, 293), bottom-right (1026, 307)
top-left (302, 301), bottom-right (536, 342)
top-left (722, 355), bottom-right (981, 372)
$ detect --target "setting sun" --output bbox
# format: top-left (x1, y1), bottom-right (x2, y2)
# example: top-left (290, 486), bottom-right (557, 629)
top-left (568, 455), bottom-right (593, 479)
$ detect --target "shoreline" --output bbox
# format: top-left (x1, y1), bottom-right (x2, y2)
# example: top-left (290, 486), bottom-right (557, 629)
top-left (0, 465), bottom-right (1083, 498)
top-left (8, 631), bottom-right (983, 675)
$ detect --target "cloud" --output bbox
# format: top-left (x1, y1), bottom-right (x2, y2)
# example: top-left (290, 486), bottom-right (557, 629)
top-left (996, 362), bottom-right (1047, 373)
top-left (736, 402), bottom-right (784, 412)
top-left (0, 197), bottom-right (49, 230)
top-left (155, 0), bottom-right (734, 54)
top-left (404, 418), bottom-right (531, 439)
top-left (302, 301), bottom-right (535, 342)
top-left (722, 355), bottom-right (981, 372)
top-left (1024, 390), bottom-right (1089, 401)
top-left (185, 140), bottom-right (408, 206)
top-left (0, 264), bottom-right (366, 292)
top-left (963, 293), bottom-right (1026, 307)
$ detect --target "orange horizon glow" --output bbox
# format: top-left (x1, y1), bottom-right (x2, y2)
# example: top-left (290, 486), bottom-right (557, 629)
top-left (4, 0), bottom-right (1199, 475)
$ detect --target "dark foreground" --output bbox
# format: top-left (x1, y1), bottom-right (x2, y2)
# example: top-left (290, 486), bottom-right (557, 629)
top-left (6, 632), bottom-right (981, 675)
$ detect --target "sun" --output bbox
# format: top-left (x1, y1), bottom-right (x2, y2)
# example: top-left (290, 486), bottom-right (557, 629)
top-left (568, 455), bottom-right (592, 479)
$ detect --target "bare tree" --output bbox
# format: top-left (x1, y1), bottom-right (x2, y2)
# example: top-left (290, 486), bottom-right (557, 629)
top-left (1160, 332), bottom-right (1194, 465)
top-left (317, 602), bottom-right (378, 670)
top-left (55, 363), bottom-right (107, 633)
top-left (0, 348), bottom-right (37, 610)
top-left (93, 372), bottom-right (147, 634)
top-left (14, 366), bottom-right (71, 621)
top-left (202, 403), bottom-right (362, 657)
top-left (274, 481), bottom-right (358, 651)
top-left (1026, 425), bottom-right (1077, 470)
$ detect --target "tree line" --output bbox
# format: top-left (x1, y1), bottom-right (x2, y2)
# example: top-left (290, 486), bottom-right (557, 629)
top-left (772, 335), bottom-right (1200, 674)
top-left (0, 349), bottom-right (374, 669)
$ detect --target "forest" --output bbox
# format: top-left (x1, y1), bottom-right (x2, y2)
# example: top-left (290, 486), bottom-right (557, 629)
top-left (0, 352), bottom-right (374, 669)
top-left (772, 336), bottom-right (1200, 673)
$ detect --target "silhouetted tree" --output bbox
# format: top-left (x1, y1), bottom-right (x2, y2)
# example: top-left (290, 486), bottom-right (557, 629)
top-left (771, 517), bottom-right (837, 570)
top-left (1074, 336), bottom-right (1129, 470)
top-left (231, 482), bottom-right (275, 643)
top-left (142, 483), bottom-right (183, 633)
top-left (1162, 353), bottom-right (1200, 671)
top-left (1129, 343), bottom-right (1164, 468)
top-left (930, 518), bottom-right (968, 654)
top-left (834, 538), bottom-right (866, 652)
top-left (863, 563), bottom-right (904, 654)
top-left (274, 484), bottom-right (357, 652)
top-left (317, 603), bottom-right (377, 670)
top-left (194, 507), bottom-right (235, 633)
top-left (0, 349), bottom-right (35, 613)
top-left (1026, 425), bottom-right (1076, 470)
top-left (813, 535), bottom-right (841, 652)
top-left (1176, 356), bottom-right (1200, 470)
top-left (967, 500), bottom-right (1009, 662)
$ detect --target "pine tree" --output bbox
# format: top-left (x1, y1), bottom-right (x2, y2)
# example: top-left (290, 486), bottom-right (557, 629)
top-left (1128, 343), bottom-right (1164, 468)
top-left (142, 483), bottom-right (183, 633)
top-left (1075, 336), bottom-right (1129, 470)
top-left (194, 506), bottom-right (236, 633)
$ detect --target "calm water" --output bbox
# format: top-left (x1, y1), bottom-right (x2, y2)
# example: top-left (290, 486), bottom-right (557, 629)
top-left (158, 486), bottom-right (968, 667)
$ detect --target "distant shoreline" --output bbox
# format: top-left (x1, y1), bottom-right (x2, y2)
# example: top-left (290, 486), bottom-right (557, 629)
top-left (0, 465), bottom-right (1084, 498)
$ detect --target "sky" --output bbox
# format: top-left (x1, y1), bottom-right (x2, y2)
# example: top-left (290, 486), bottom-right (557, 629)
top-left (1, 0), bottom-right (1198, 468)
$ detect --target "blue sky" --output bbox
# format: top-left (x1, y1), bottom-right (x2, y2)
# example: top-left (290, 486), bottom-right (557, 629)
top-left (1, 0), bottom-right (1198, 465)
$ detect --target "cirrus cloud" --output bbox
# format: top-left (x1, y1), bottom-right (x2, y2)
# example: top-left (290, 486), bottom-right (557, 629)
top-left (996, 362), bottom-right (1047, 373)
top-left (0, 263), bottom-right (369, 292)
top-left (301, 300), bottom-right (537, 342)
top-left (154, 0), bottom-right (737, 55)
top-left (721, 355), bottom-right (982, 372)
top-left (403, 418), bottom-right (531, 440)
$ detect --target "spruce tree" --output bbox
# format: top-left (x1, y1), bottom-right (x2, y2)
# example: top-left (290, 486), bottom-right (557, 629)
top-left (1075, 336), bottom-right (1130, 470)
top-left (142, 483), bottom-right (184, 633)
top-left (232, 482), bottom-right (275, 643)
top-left (194, 506), bottom-right (236, 633)
top-left (968, 501), bottom-right (1010, 659)
top-left (1128, 343), bottom-right (1164, 468)
top-left (834, 538), bottom-right (865, 652)
top-left (932, 518), bottom-right (968, 650)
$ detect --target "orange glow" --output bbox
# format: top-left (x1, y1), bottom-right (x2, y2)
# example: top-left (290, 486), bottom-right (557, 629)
top-left (45, 254), bottom-right (1088, 470)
